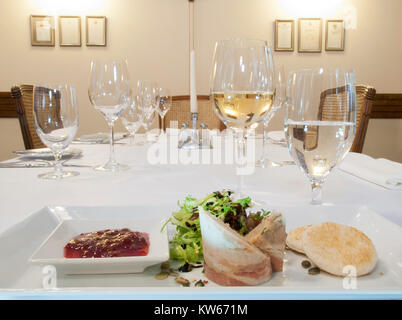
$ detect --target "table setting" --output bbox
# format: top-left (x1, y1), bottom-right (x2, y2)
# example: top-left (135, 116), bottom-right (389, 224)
top-left (0, 38), bottom-right (401, 300)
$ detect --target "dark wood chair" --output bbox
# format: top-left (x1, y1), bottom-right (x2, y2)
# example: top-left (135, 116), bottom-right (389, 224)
top-left (318, 85), bottom-right (376, 153)
top-left (11, 85), bottom-right (45, 149)
top-left (162, 95), bottom-right (225, 130)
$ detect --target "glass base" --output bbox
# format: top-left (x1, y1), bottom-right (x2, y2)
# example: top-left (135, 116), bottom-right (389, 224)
top-left (93, 161), bottom-right (130, 172)
top-left (38, 170), bottom-right (80, 180)
top-left (256, 158), bottom-right (283, 168)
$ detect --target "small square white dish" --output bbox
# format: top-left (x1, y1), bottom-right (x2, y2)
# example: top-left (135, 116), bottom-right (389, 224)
top-left (29, 207), bottom-right (169, 275)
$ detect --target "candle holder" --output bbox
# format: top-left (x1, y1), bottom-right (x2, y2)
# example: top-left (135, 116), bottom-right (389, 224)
top-left (178, 112), bottom-right (212, 149)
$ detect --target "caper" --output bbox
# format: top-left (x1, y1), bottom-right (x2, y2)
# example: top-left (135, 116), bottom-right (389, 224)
top-left (301, 260), bottom-right (312, 269)
top-left (178, 263), bottom-right (193, 272)
top-left (175, 277), bottom-right (190, 287)
top-left (161, 261), bottom-right (170, 271)
top-left (195, 280), bottom-right (205, 287)
top-left (155, 272), bottom-right (169, 280)
top-left (308, 267), bottom-right (321, 275)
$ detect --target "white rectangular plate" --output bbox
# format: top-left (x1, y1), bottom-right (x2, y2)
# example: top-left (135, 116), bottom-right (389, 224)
top-left (29, 207), bottom-right (169, 275)
top-left (0, 204), bottom-right (401, 299)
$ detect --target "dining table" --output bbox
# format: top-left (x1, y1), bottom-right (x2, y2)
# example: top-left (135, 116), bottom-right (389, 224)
top-left (0, 133), bottom-right (401, 299)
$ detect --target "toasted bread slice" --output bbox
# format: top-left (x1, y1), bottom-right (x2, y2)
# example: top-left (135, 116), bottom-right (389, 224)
top-left (286, 225), bottom-right (312, 254)
top-left (199, 206), bottom-right (272, 286)
top-left (302, 222), bottom-right (378, 277)
top-left (245, 212), bottom-right (286, 272)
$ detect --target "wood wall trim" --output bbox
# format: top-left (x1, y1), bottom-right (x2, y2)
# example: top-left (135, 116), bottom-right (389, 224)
top-left (371, 94), bottom-right (402, 119)
top-left (0, 92), bottom-right (18, 118)
top-left (172, 95), bottom-right (209, 101)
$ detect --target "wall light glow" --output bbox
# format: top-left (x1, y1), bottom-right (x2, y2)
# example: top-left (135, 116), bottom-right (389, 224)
top-left (34, 0), bottom-right (107, 16)
top-left (278, 0), bottom-right (345, 18)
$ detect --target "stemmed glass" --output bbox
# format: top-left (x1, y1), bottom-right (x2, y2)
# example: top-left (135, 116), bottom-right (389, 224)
top-left (89, 58), bottom-right (132, 172)
top-left (210, 38), bottom-right (275, 196)
top-left (137, 80), bottom-right (159, 141)
top-left (120, 95), bottom-right (143, 145)
top-left (257, 64), bottom-right (287, 168)
top-left (33, 84), bottom-right (79, 179)
top-left (284, 68), bottom-right (356, 204)
top-left (156, 88), bottom-right (172, 135)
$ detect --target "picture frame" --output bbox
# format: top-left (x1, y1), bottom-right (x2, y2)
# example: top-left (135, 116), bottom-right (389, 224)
top-left (298, 18), bottom-right (322, 53)
top-left (325, 20), bottom-right (345, 51)
top-left (86, 16), bottom-right (107, 46)
top-left (274, 20), bottom-right (294, 52)
top-left (30, 15), bottom-right (55, 46)
top-left (59, 16), bottom-right (81, 47)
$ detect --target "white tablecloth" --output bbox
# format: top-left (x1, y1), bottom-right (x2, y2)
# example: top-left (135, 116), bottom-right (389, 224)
top-left (0, 139), bottom-right (401, 234)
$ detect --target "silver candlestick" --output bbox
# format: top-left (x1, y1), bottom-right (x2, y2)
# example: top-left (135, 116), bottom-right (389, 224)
top-left (178, 112), bottom-right (212, 149)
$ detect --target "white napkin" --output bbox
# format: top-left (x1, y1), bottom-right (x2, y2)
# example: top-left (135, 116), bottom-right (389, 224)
top-left (339, 152), bottom-right (402, 190)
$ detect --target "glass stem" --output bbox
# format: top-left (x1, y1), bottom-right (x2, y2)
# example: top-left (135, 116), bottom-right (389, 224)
top-left (261, 120), bottom-right (269, 161)
top-left (54, 151), bottom-right (63, 179)
top-left (236, 129), bottom-right (247, 197)
top-left (108, 120), bottom-right (116, 165)
top-left (161, 115), bottom-right (165, 134)
top-left (311, 182), bottom-right (323, 205)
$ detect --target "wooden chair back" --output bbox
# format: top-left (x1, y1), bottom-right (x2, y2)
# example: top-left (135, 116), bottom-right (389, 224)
top-left (0, 92), bottom-right (18, 119)
top-left (318, 85), bottom-right (376, 153)
top-left (162, 95), bottom-right (225, 130)
top-left (10, 84), bottom-right (61, 150)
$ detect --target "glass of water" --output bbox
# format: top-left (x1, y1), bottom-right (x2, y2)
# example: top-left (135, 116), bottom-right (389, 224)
top-left (284, 68), bottom-right (356, 204)
top-left (33, 84), bottom-right (79, 179)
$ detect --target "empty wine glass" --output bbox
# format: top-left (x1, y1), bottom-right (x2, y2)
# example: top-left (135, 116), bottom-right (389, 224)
top-left (257, 64), bottom-right (287, 168)
top-left (89, 58), bottom-right (132, 172)
top-left (120, 95), bottom-right (143, 145)
top-left (210, 38), bottom-right (275, 196)
top-left (33, 84), bottom-right (79, 179)
top-left (137, 80), bottom-right (159, 120)
top-left (156, 88), bottom-right (172, 135)
top-left (284, 68), bottom-right (356, 204)
top-left (137, 80), bottom-right (159, 141)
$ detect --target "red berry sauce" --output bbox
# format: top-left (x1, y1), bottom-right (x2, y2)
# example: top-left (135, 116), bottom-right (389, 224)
top-left (64, 228), bottom-right (150, 258)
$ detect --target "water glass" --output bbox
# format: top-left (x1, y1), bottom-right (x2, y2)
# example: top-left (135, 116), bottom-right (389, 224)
top-left (33, 84), bottom-right (79, 179)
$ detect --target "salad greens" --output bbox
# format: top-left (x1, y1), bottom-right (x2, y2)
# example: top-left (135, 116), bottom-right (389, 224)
top-left (163, 190), bottom-right (271, 265)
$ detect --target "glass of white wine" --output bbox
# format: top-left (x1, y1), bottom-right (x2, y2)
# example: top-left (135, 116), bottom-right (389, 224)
top-left (210, 38), bottom-right (275, 196)
top-left (284, 68), bottom-right (357, 204)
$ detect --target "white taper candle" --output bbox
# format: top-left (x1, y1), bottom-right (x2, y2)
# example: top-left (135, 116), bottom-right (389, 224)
top-left (190, 49), bottom-right (198, 113)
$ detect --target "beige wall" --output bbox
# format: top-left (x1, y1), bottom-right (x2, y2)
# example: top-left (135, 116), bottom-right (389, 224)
top-left (0, 0), bottom-right (401, 161)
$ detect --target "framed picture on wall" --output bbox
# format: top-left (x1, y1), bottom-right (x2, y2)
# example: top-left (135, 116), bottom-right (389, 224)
top-left (325, 20), bottom-right (345, 51)
top-left (86, 16), bottom-right (107, 46)
top-left (59, 16), bottom-right (81, 47)
top-left (274, 20), bottom-right (294, 51)
top-left (298, 18), bottom-right (322, 53)
top-left (30, 15), bottom-right (55, 46)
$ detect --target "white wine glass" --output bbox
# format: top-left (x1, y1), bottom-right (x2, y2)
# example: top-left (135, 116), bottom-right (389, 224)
top-left (210, 38), bottom-right (275, 196)
top-left (156, 87), bottom-right (172, 135)
top-left (89, 58), bottom-right (132, 172)
top-left (284, 68), bottom-right (356, 204)
top-left (33, 84), bottom-right (79, 179)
